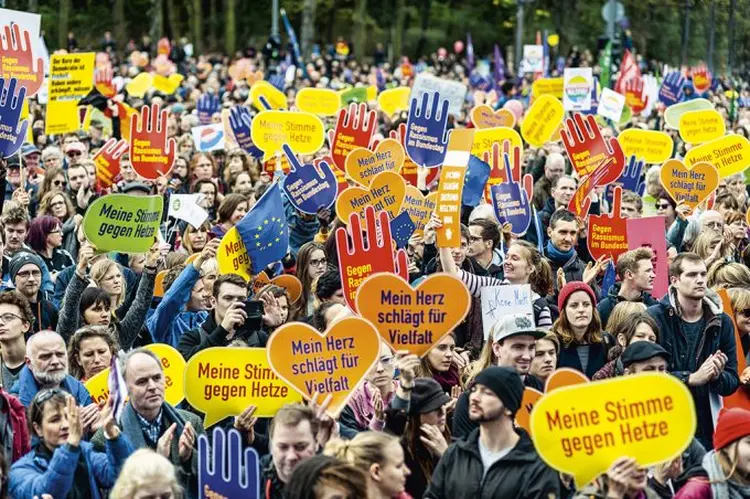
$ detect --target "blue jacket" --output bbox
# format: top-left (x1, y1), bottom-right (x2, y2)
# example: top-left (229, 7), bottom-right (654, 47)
top-left (282, 186), bottom-right (319, 258)
top-left (52, 262), bottom-right (139, 312)
top-left (10, 366), bottom-right (93, 408)
top-left (9, 437), bottom-right (134, 499)
top-left (147, 264), bottom-right (209, 347)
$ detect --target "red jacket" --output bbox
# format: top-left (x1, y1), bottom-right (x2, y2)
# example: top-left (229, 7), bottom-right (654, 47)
top-left (674, 478), bottom-right (711, 499)
top-left (0, 389), bottom-right (30, 462)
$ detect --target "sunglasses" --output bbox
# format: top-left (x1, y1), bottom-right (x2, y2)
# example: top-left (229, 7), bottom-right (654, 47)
top-left (655, 202), bottom-right (671, 209)
top-left (52, 180), bottom-right (65, 186)
top-left (67, 151), bottom-right (83, 158)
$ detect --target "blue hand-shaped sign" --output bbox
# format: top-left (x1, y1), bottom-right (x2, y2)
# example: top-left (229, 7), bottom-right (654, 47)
top-left (282, 144), bottom-right (338, 214)
top-left (199, 427), bottom-right (260, 498)
top-left (0, 78), bottom-right (29, 159)
top-left (197, 93), bottom-right (221, 125)
top-left (604, 155), bottom-right (645, 205)
top-left (490, 152), bottom-right (532, 235)
top-left (228, 106), bottom-right (263, 159)
top-left (405, 91), bottom-right (450, 168)
top-left (659, 72), bottom-right (686, 107)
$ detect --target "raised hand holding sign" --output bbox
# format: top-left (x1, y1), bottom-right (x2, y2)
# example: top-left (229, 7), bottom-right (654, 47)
top-left (405, 91), bottom-right (450, 168)
top-left (199, 427), bottom-right (260, 498)
top-left (281, 144), bottom-right (338, 214)
top-left (561, 113), bottom-right (625, 185)
top-left (659, 72), bottom-right (686, 106)
top-left (129, 103), bottom-right (176, 180)
top-left (490, 149), bottom-right (533, 236)
top-left (330, 103), bottom-right (377, 171)
top-left (197, 93), bottom-right (221, 125)
top-left (0, 77), bottom-right (28, 158)
top-left (0, 25), bottom-right (44, 97)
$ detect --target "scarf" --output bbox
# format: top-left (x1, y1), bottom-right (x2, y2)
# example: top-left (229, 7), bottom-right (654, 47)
top-left (704, 450), bottom-right (750, 499)
top-left (348, 381), bottom-right (396, 430)
top-left (433, 365), bottom-right (460, 393)
top-left (545, 240), bottom-right (576, 264)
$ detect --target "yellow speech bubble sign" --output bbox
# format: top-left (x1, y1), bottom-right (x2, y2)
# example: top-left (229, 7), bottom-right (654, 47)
top-left (251, 110), bottom-right (325, 162)
top-left (184, 347), bottom-right (302, 427)
top-left (664, 98), bottom-right (713, 129)
top-left (250, 80), bottom-right (288, 111)
top-left (471, 127), bottom-right (524, 159)
top-left (678, 109), bottom-right (726, 144)
top-left (532, 78), bottom-right (564, 99)
top-left (617, 129), bottom-right (674, 164)
top-left (295, 88), bottom-right (342, 116)
top-left (530, 373), bottom-right (696, 489)
top-left (217, 226), bottom-right (251, 281)
top-left (521, 95), bottom-right (565, 148)
top-left (684, 134), bottom-right (750, 178)
top-left (377, 87), bottom-right (411, 116)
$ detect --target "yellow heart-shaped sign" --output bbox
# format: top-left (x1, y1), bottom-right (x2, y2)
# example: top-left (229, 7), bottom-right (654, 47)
top-left (345, 139), bottom-right (405, 187)
top-left (336, 171), bottom-right (406, 222)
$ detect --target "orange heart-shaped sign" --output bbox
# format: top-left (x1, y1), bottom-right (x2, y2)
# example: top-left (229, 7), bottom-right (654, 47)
top-left (336, 171), bottom-right (406, 223)
top-left (516, 387), bottom-right (544, 433)
top-left (154, 270), bottom-right (168, 298)
top-left (355, 273), bottom-right (471, 357)
top-left (660, 159), bottom-right (719, 213)
top-left (545, 368), bottom-right (589, 393)
top-left (470, 105), bottom-right (516, 129)
top-left (266, 317), bottom-right (380, 417)
top-left (402, 185), bottom-right (438, 234)
top-left (345, 139), bottom-right (405, 187)
top-left (253, 271), bottom-right (303, 303)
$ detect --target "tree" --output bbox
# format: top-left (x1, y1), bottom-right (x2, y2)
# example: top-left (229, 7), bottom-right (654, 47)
top-left (353, 0), bottom-right (367, 60)
top-left (58, 0), bottom-right (69, 49)
top-left (301, 0), bottom-right (316, 58)
top-left (225, 0), bottom-right (236, 54)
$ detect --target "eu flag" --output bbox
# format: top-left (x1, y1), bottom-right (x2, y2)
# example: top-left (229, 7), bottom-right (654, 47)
top-left (236, 182), bottom-right (289, 273)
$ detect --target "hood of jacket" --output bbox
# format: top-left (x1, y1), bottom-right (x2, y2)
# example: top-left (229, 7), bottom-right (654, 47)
top-left (663, 285), bottom-right (723, 317)
top-left (456, 427), bottom-right (541, 465)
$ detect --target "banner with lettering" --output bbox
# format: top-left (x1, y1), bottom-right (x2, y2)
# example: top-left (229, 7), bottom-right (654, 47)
top-left (480, 284), bottom-right (534, 340)
top-left (82, 194), bottom-right (163, 254)
top-left (45, 53), bottom-right (95, 135)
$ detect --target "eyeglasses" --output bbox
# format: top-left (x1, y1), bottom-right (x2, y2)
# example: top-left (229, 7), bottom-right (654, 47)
top-left (32, 388), bottom-right (65, 410)
top-left (310, 258), bottom-right (327, 268)
top-left (15, 270), bottom-right (41, 279)
top-left (0, 313), bottom-right (23, 324)
top-left (67, 151), bottom-right (83, 158)
top-left (52, 180), bottom-right (65, 186)
top-left (48, 229), bottom-right (61, 235)
top-left (705, 221), bottom-right (724, 230)
top-left (655, 202), bottom-right (671, 210)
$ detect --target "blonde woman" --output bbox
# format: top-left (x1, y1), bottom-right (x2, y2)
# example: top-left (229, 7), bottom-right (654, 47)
top-left (110, 449), bottom-right (182, 499)
top-left (605, 301), bottom-right (647, 334)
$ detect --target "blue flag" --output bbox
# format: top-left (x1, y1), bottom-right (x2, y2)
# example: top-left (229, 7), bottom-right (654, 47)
top-left (236, 182), bottom-right (289, 273)
top-left (601, 261), bottom-right (617, 297)
top-left (390, 211), bottom-right (416, 249)
top-left (466, 33), bottom-right (474, 71)
top-left (494, 44), bottom-right (506, 85)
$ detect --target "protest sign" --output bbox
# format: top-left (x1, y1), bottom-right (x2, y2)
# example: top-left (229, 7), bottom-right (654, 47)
top-left (282, 145), bottom-right (338, 214)
top-left (521, 95), bottom-right (564, 148)
top-left (410, 73), bottom-right (467, 117)
top-left (184, 347), bottom-right (301, 427)
top-left (617, 129), bottom-right (673, 164)
top-left (217, 227), bottom-right (251, 281)
top-left (522, 45), bottom-right (544, 72)
top-left (692, 64), bottom-right (712, 94)
top-left (295, 87), bottom-right (341, 116)
top-left (249, 80), bottom-right (287, 110)
top-left (480, 284), bottom-right (534, 340)
top-left (470, 105), bottom-right (515, 129)
top-left (404, 92), bottom-right (450, 168)
top-left (129, 103), bottom-right (176, 179)
top-left (664, 98), bottom-right (713, 129)
top-left (532, 77), bottom-right (564, 98)
top-left (83, 194), bottom-right (163, 254)
top-left (659, 72), bottom-right (686, 107)
top-left (336, 171), bottom-right (405, 222)
top-left (168, 194), bottom-right (209, 229)
top-left (252, 272), bottom-right (303, 303)
top-left (623, 78), bottom-right (649, 115)
top-left (45, 53), bottom-right (95, 135)
top-left (1, 22), bottom-right (45, 97)
top-left (191, 123), bottom-right (225, 152)
top-left (471, 127), bottom-right (523, 159)
top-left (717, 289), bottom-right (750, 411)
top-left (125, 72), bottom-right (152, 98)
top-left (683, 134), bottom-right (750, 178)
top-left (0, 77), bottom-right (29, 159)
top-left (678, 109), bottom-right (726, 144)
top-left (530, 373), bottom-right (696, 489)
top-left (227, 106), bottom-right (261, 156)
top-left (659, 159), bottom-right (719, 213)
top-left (199, 428), bottom-right (260, 498)
top-left (545, 368), bottom-right (589, 393)
top-left (345, 139), bottom-right (404, 187)
top-left (627, 216), bottom-right (669, 299)
top-left (151, 73), bottom-right (183, 94)
top-left (516, 388), bottom-right (544, 434)
top-left (561, 114), bottom-right (625, 185)
top-left (402, 185), bottom-right (437, 234)
top-left (587, 186), bottom-right (628, 261)
top-left (154, 270), bottom-right (167, 298)
top-left (597, 88), bottom-right (626, 123)
top-left (389, 122), bottom-right (440, 187)
top-left (377, 86), bottom-right (411, 116)
top-left (84, 343), bottom-right (185, 407)
top-left (335, 206), bottom-right (409, 312)
top-left (356, 273), bottom-right (470, 357)
top-left (339, 86), bottom-right (375, 105)
top-left (490, 149), bottom-right (532, 235)
top-left (436, 129), bottom-right (474, 248)
top-left (266, 318), bottom-right (380, 417)
top-left (329, 103), bottom-right (377, 171)
top-left (563, 68), bottom-right (593, 112)
top-left (251, 110), bottom-right (325, 162)
top-left (93, 138), bottom-right (128, 194)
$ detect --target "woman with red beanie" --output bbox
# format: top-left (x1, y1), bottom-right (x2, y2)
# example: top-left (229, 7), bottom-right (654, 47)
top-left (676, 407), bottom-right (750, 498)
top-left (552, 281), bottom-right (613, 378)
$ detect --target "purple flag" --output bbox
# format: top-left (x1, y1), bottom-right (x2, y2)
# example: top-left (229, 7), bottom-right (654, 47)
top-left (107, 355), bottom-right (127, 421)
top-left (494, 44), bottom-right (506, 85)
top-left (543, 30), bottom-right (549, 77)
top-left (466, 33), bottom-right (474, 71)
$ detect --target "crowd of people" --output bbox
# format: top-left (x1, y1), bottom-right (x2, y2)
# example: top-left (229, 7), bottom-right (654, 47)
top-left (2, 18), bottom-right (750, 499)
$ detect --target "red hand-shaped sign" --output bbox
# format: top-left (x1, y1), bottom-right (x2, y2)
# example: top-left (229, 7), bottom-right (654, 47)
top-left (561, 113), bottom-right (625, 186)
top-left (129, 103), bottom-right (176, 180)
top-left (624, 78), bottom-right (649, 115)
top-left (93, 138), bottom-right (128, 194)
top-left (0, 24), bottom-right (45, 97)
top-left (330, 103), bottom-right (377, 172)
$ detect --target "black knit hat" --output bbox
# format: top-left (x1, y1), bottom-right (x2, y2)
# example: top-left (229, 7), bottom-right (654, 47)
top-left (409, 378), bottom-right (451, 415)
top-left (9, 252), bottom-right (44, 283)
top-left (473, 366), bottom-right (524, 416)
top-left (621, 342), bottom-right (671, 368)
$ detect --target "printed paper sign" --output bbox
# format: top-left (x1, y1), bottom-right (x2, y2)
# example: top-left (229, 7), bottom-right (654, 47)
top-left (329, 103), bottom-right (377, 171)
top-left (356, 274), bottom-right (471, 357)
top-left (597, 88), bottom-right (626, 123)
top-left (563, 68), bottom-right (593, 112)
top-left (377, 87), bottom-right (411, 116)
top-left (530, 373), bottom-right (696, 488)
top-left (470, 105), bottom-right (515, 129)
top-left (678, 109), bottom-right (725, 144)
top-left (249, 80), bottom-right (287, 110)
top-left (129, 103), bottom-right (176, 180)
top-left (345, 139), bottom-right (404, 187)
top-left (336, 171), bottom-right (405, 223)
top-left (587, 187), bottom-right (628, 262)
top-left (659, 159), bottom-right (719, 213)
top-left (85, 344), bottom-right (185, 407)
top-left (410, 73), bottom-right (467, 117)
top-left (617, 129), bottom-right (673, 164)
top-left (664, 98), bottom-right (713, 129)
top-left (217, 226), bottom-right (251, 281)
top-left (184, 347), bottom-right (302, 427)
top-left (295, 88), bottom-right (341, 116)
top-left (522, 45), bottom-right (544, 72)
top-left (83, 194), bottom-right (163, 254)
top-left (521, 95), bottom-right (565, 148)
top-left (683, 134), bottom-right (750, 178)
top-left (45, 53), bottom-right (95, 135)
top-left (191, 123), bottom-right (225, 152)
top-left (251, 110), bottom-right (325, 162)
top-left (266, 318), bottom-right (380, 417)
top-left (480, 284), bottom-right (534, 340)
top-left (436, 129), bottom-right (475, 248)
top-left (402, 185), bottom-right (437, 234)
top-left (281, 145), bottom-right (338, 214)
top-left (532, 78), bottom-right (564, 99)
top-left (627, 217), bottom-right (669, 298)
top-left (405, 92), bottom-right (450, 168)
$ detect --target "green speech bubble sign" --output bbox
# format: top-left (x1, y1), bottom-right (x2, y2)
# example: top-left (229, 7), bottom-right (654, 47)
top-left (83, 194), bottom-right (164, 254)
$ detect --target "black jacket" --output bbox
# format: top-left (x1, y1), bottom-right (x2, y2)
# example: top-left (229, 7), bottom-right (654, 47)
top-left (423, 428), bottom-right (560, 499)
top-left (596, 282), bottom-right (659, 328)
top-left (557, 338), bottom-right (612, 380)
top-left (260, 454), bottom-right (285, 499)
top-left (177, 313), bottom-right (268, 360)
top-left (647, 287), bottom-right (739, 449)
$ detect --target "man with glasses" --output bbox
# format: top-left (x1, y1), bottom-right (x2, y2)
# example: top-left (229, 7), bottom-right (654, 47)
top-left (9, 252), bottom-right (58, 332)
top-left (63, 141), bottom-right (86, 167)
top-left (654, 191), bottom-right (677, 231)
top-left (467, 218), bottom-right (504, 279)
top-left (669, 209), bottom-right (727, 253)
top-left (0, 291), bottom-right (34, 390)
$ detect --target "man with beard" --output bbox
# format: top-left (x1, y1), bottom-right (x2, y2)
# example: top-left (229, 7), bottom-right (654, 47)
top-left (424, 366), bottom-right (559, 498)
top-left (525, 174), bottom-right (578, 248)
